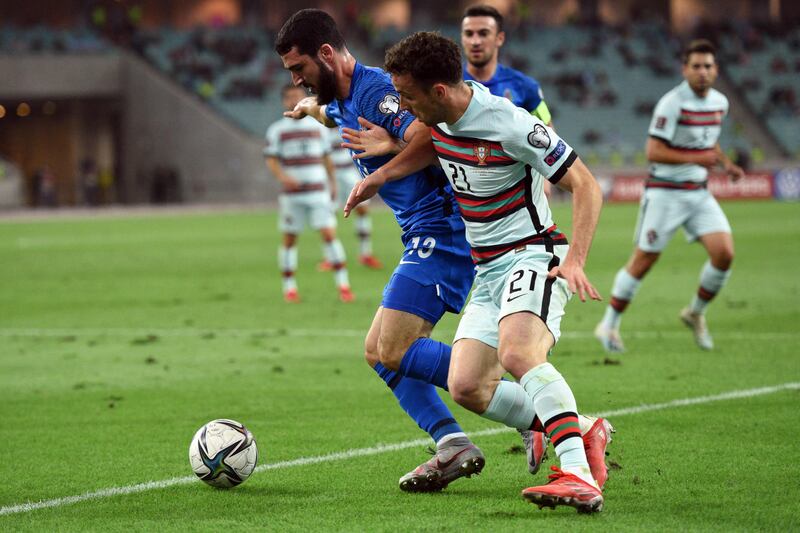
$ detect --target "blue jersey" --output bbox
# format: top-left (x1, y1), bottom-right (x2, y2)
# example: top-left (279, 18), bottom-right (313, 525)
top-left (463, 63), bottom-right (544, 113)
top-left (325, 63), bottom-right (461, 235)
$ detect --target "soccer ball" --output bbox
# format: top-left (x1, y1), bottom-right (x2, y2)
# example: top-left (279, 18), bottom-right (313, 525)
top-left (189, 419), bottom-right (258, 488)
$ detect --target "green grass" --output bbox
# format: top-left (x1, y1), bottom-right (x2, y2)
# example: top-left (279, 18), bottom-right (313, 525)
top-left (1, 200), bottom-right (799, 531)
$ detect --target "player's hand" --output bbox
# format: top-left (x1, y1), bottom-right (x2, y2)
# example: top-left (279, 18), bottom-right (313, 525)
top-left (725, 163), bottom-right (745, 182)
top-left (548, 260), bottom-right (602, 303)
top-left (341, 117), bottom-right (405, 159)
top-left (695, 150), bottom-right (719, 168)
top-left (344, 173), bottom-right (384, 217)
top-left (281, 177), bottom-right (301, 192)
top-left (283, 96), bottom-right (318, 120)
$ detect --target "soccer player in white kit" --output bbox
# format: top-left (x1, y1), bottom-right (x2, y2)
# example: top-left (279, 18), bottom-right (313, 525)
top-left (323, 127), bottom-right (383, 270)
top-left (265, 84), bottom-right (354, 303)
top-left (345, 32), bottom-right (608, 513)
top-left (594, 40), bottom-right (744, 352)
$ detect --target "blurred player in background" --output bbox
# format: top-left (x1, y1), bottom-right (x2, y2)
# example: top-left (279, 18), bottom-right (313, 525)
top-left (345, 31), bottom-right (609, 512)
top-left (275, 9), bottom-right (483, 492)
top-left (595, 40), bottom-right (744, 352)
top-left (321, 126), bottom-right (383, 270)
top-left (264, 84), bottom-right (354, 304)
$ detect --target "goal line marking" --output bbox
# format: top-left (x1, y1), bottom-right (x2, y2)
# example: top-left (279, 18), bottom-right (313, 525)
top-left (1, 381), bottom-right (798, 517)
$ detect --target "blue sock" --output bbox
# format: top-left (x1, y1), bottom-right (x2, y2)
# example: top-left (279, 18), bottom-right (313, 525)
top-left (373, 362), bottom-right (462, 442)
top-left (398, 337), bottom-right (451, 390)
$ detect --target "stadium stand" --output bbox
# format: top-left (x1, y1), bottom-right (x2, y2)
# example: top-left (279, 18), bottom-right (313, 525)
top-left (715, 20), bottom-right (800, 156)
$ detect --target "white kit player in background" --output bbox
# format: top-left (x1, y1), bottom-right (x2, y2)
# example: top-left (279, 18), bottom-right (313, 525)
top-left (595, 39), bottom-right (745, 352)
top-left (321, 126), bottom-right (383, 271)
top-left (264, 84), bottom-right (355, 303)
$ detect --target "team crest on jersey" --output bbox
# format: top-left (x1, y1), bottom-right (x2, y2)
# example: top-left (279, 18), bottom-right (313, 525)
top-left (378, 93), bottom-right (400, 115)
top-left (646, 229), bottom-right (658, 245)
top-left (503, 88), bottom-right (514, 101)
top-left (655, 116), bottom-right (667, 130)
top-left (527, 124), bottom-right (551, 150)
top-left (473, 142), bottom-right (490, 166)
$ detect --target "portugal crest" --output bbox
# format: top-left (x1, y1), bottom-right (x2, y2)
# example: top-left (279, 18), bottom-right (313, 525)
top-left (473, 142), bottom-right (490, 166)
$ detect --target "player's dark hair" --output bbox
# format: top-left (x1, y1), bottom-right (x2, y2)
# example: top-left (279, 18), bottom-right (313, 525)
top-left (275, 9), bottom-right (345, 57)
top-left (385, 32), bottom-right (462, 88)
top-left (463, 4), bottom-right (504, 32)
top-left (281, 83), bottom-right (305, 96)
top-left (683, 39), bottom-right (716, 63)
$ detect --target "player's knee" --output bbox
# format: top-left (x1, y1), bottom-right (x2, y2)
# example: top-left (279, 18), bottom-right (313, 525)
top-left (448, 377), bottom-right (488, 413)
top-left (364, 344), bottom-right (380, 368)
top-left (497, 347), bottom-right (547, 377)
top-left (376, 338), bottom-right (404, 371)
top-left (713, 249), bottom-right (734, 270)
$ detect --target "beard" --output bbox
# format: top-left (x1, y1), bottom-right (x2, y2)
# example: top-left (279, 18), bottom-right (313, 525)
top-left (468, 53), bottom-right (492, 69)
top-left (311, 57), bottom-right (338, 105)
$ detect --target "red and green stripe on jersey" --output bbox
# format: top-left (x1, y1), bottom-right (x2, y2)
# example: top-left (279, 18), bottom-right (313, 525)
top-left (431, 126), bottom-right (515, 167)
top-left (470, 226), bottom-right (568, 264)
top-left (454, 180), bottom-right (527, 223)
top-left (677, 108), bottom-right (724, 126)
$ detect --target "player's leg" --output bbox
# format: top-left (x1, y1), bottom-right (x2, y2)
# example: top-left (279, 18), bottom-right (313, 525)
top-left (311, 193), bottom-right (353, 301)
top-left (680, 193), bottom-right (734, 349)
top-left (354, 204), bottom-right (382, 269)
top-left (500, 311), bottom-right (603, 512)
top-left (363, 305), bottom-right (481, 492)
top-left (596, 189), bottom-right (682, 352)
top-left (278, 195), bottom-right (302, 303)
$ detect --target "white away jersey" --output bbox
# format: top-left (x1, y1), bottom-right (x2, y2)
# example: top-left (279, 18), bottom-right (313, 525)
top-left (327, 128), bottom-right (358, 172)
top-left (648, 80), bottom-right (728, 183)
top-left (264, 116), bottom-right (332, 187)
top-left (432, 81), bottom-right (576, 263)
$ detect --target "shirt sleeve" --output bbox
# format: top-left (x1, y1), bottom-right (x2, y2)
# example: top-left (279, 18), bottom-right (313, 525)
top-left (648, 93), bottom-right (679, 143)
top-left (500, 105), bottom-right (577, 184)
top-left (263, 124), bottom-right (280, 157)
top-left (355, 76), bottom-right (416, 141)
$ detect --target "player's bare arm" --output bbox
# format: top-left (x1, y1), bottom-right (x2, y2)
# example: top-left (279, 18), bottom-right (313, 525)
top-left (322, 153), bottom-right (337, 200)
top-left (551, 157), bottom-right (603, 302)
top-left (266, 156), bottom-right (300, 192)
top-left (343, 119), bottom-right (437, 216)
top-left (646, 136), bottom-right (718, 168)
top-left (340, 117), bottom-right (407, 157)
top-left (714, 143), bottom-right (745, 181)
top-left (284, 96), bottom-right (337, 127)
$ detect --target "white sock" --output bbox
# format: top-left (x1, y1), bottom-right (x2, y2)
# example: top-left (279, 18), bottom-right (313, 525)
top-left (690, 261), bottom-right (731, 315)
top-left (436, 432), bottom-right (467, 447)
top-left (603, 268), bottom-right (642, 330)
top-left (279, 246), bottom-right (297, 292)
top-left (481, 380), bottom-right (536, 430)
top-left (323, 239), bottom-right (349, 288)
top-left (356, 214), bottom-right (372, 256)
top-left (521, 363), bottom-right (595, 487)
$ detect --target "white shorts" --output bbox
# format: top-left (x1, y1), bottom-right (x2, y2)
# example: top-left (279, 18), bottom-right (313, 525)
top-left (634, 188), bottom-right (731, 252)
top-left (334, 167), bottom-right (366, 209)
top-left (279, 190), bottom-right (336, 234)
top-left (454, 245), bottom-right (572, 349)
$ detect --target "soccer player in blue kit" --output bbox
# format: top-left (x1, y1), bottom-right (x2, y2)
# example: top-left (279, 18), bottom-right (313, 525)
top-left (461, 5), bottom-right (552, 126)
top-left (275, 9), bottom-right (483, 492)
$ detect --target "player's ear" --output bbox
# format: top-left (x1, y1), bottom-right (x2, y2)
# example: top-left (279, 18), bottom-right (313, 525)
top-left (496, 31), bottom-right (506, 47)
top-left (433, 83), bottom-right (447, 99)
top-left (318, 44), bottom-right (335, 65)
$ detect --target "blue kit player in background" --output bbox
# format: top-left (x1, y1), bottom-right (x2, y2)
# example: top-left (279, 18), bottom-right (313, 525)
top-left (461, 4), bottom-right (555, 199)
top-left (275, 9), bottom-right (482, 492)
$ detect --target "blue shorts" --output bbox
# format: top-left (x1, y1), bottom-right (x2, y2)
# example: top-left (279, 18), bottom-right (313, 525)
top-left (381, 228), bottom-right (475, 324)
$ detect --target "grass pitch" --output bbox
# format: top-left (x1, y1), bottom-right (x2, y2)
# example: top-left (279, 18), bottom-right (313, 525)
top-left (1, 200), bottom-right (799, 531)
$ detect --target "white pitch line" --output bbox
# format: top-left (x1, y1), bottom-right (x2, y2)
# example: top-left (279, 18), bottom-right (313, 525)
top-left (1, 381), bottom-right (798, 517)
top-left (0, 327), bottom-right (797, 341)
